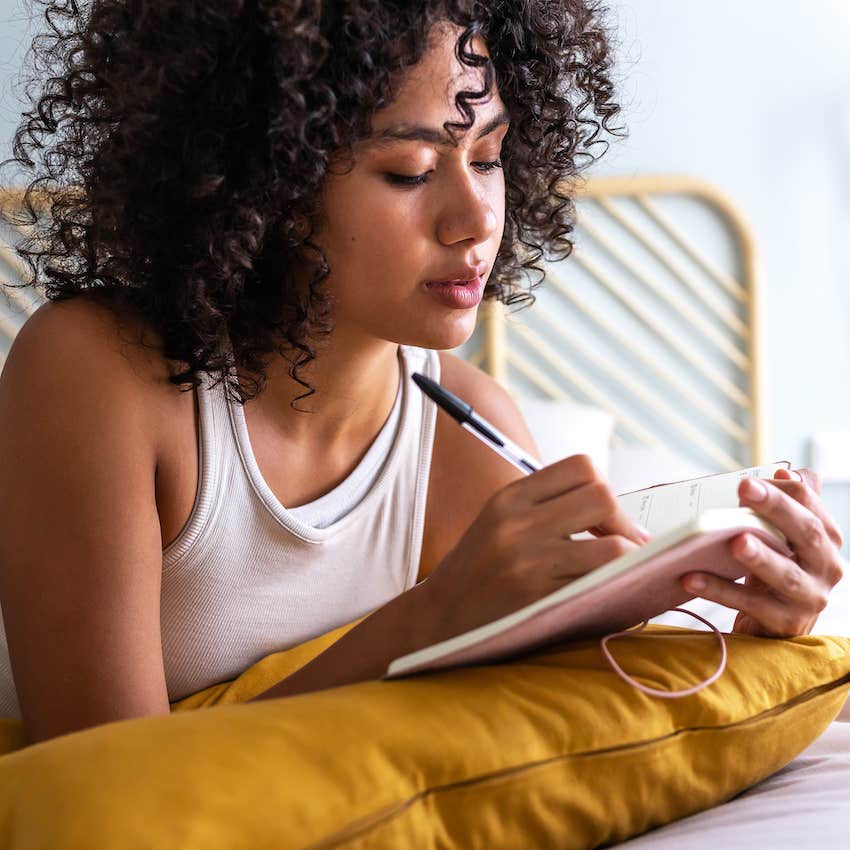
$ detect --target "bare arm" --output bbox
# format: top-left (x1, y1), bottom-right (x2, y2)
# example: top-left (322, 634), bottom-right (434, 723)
top-left (0, 300), bottom-right (170, 744)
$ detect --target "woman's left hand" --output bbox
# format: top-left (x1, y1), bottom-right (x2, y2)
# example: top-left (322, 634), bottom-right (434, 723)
top-left (680, 467), bottom-right (846, 637)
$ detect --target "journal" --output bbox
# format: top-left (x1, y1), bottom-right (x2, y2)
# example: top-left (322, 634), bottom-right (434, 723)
top-left (386, 461), bottom-right (792, 678)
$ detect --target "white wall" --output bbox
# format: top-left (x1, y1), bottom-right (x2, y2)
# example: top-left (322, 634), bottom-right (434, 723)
top-left (601, 0), bottom-right (850, 444)
top-left (0, 0), bottom-right (29, 147)
top-left (596, 0), bottom-right (850, 541)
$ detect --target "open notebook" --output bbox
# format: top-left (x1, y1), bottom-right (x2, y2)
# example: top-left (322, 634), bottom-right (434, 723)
top-left (386, 461), bottom-right (792, 679)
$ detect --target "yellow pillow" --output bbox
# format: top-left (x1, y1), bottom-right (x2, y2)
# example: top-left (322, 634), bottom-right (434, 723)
top-left (0, 624), bottom-right (847, 850)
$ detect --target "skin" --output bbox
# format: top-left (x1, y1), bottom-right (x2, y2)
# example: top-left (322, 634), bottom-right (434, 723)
top-left (243, 20), bottom-right (510, 485)
top-left (0, 20), bottom-right (845, 744)
top-left (684, 468), bottom-right (845, 637)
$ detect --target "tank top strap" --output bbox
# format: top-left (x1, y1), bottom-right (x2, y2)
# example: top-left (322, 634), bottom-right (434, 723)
top-left (161, 368), bottom-right (229, 568)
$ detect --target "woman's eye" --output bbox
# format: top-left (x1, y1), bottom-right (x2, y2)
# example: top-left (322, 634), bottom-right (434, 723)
top-left (384, 159), bottom-right (503, 188)
top-left (385, 171), bottom-right (432, 187)
top-left (473, 159), bottom-right (503, 174)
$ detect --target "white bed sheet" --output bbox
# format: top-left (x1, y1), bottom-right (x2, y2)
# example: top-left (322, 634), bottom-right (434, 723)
top-left (614, 693), bottom-right (850, 849)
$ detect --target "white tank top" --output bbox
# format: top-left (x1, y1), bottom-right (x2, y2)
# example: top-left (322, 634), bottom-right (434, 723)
top-left (286, 369), bottom-right (404, 529)
top-left (0, 344), bottom-right (440, 717)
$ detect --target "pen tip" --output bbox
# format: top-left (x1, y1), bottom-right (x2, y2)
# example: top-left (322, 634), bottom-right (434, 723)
top-left (410, 372), bottom-right (473, 421)
top-left (411, 372), bottom-right (434, 395)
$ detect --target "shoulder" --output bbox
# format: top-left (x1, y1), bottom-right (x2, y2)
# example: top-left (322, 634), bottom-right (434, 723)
top-left (6, 296), bottom-right (177, 409)
top-left (10, 295), bottom-right (169, 382)
top-left (2, 296), bottom-right (182, 459)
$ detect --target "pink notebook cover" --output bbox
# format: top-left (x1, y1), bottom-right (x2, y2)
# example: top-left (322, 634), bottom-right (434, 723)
top-left (386, 523), bottom-right (791, 678)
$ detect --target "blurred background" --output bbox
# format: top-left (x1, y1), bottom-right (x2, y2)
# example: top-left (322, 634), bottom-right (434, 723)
top-left (598, 1), bottom-right (850, 544)
top-left (0, 0), bottom-right (848, 554)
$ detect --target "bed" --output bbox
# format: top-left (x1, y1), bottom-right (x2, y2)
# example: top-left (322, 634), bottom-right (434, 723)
top-left (1, 178), bottom-right (848, 847)
top-left (618, 698), bottom-right (850, 849)
top-left (455, 174), bottom-right (850, 847)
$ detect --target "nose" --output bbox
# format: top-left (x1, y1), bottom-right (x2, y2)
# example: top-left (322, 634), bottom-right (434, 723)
top-left (435, 169), bottom-right (500, 249)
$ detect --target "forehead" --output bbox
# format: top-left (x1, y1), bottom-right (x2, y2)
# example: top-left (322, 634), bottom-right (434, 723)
top-left (368, 23), bottom-right (506, 147)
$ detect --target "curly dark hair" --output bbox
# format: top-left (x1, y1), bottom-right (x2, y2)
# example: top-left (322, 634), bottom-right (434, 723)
top-left (1, 0), bottom-right (622, 404)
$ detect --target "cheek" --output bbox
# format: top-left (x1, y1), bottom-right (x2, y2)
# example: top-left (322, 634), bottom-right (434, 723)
top-left (335, 196), bottom-right (424, 265)
top-left (318, 196), bottom-right (428, 306)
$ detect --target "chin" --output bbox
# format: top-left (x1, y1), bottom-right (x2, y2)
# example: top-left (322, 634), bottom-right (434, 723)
top-left (391, 314), bottom-right (477, 351)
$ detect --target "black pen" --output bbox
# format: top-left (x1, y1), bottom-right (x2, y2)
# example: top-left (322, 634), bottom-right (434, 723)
top-left (411, 372), bottom-right (542, 475)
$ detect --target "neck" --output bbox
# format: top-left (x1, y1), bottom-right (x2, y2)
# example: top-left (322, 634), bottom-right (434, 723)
top-left (245, 334), bottom-right (403, 450)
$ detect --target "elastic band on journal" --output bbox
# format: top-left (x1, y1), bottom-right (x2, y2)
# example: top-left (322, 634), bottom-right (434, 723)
top-left (600, 609), bottom-right (727, 699)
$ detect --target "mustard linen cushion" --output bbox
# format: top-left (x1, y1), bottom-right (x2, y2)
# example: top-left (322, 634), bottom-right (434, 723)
top-left (0, 624), bottom-right (848, 850)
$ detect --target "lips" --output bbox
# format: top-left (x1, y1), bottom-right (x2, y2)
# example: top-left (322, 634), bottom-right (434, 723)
top-left (424, 263), bottom-right (487, 287)
top-left (424, 275), bottom-right (486, 308)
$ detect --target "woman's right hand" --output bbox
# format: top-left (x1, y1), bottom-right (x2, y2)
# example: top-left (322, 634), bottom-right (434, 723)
top-left (419, 454), bottom-right (650, 643)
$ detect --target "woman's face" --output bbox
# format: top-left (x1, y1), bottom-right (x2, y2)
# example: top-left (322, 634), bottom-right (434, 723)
top-left (309, 22), bottom-right (508, 352)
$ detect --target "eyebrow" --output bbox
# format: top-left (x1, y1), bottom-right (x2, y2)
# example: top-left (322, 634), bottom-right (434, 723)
top-left (370, 110), bottom-right (511, 149)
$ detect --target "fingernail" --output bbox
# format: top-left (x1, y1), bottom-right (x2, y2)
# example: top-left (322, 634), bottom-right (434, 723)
top-left (685, 575), bottom-right (706, 592)
top-left (743, 479), bottom-right (767, 501)
top-left (638, 524), bottom-right (653, 541)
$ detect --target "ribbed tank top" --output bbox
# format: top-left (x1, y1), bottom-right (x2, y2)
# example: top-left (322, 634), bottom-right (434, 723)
top-left (0, 344), bottom-right (440, 717)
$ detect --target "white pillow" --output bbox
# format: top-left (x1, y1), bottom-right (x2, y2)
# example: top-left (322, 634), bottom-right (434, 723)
top-left (514, 397), bottom-right (614, 476)
top-left (607, 444), bottom-right (713, 496)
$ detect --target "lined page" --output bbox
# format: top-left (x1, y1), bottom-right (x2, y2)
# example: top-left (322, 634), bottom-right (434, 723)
top-left (616, 462), bottom-right (790, 536)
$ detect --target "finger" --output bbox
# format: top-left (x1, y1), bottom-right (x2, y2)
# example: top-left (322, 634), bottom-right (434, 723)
top-left (730, 532), bottom-right (829, 611)
top-left (531, 479), bottom-right (648, 545)
top-left (679, 568), bottom-right (814, 638)
top-left (587, 523), bottom-right (652, 542)
top-left (592, 511), bottom-right (653, 545)
top-left (761, 476), bottom-right (843, 548)
top-left (774, 466), bottom-right (821, 493)
top-left (509, 453), bottom-right (599, 505)
top-left (732, 612), bottom-right (764, 636)
top-left (738, 477), bottom-right (835, 569)
top-left (544, 535), bottom-right (639, 579)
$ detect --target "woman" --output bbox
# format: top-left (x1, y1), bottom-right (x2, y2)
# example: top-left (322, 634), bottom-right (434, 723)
top-left (0, 0), bottom-right (843, 747)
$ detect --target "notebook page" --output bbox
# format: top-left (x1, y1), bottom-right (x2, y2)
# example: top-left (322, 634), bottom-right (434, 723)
top-left (616, 462), bottom-right (790, 536)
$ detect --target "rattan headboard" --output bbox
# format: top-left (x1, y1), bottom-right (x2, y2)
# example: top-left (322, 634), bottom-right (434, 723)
top-left (0, 176), bottom-right (762, 472)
